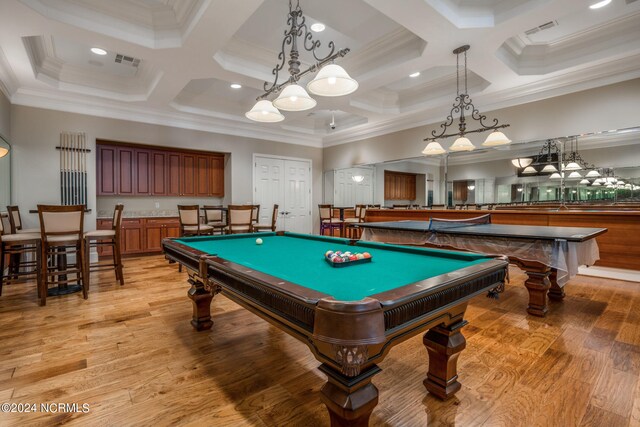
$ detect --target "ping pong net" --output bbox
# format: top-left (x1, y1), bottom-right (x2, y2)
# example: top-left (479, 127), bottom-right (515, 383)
top-left (428, 214), bottom-right (491, 231)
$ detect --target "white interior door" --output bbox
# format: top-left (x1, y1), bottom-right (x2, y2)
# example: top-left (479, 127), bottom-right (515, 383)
top-left (283, 159), bottom-right (311, 233)
top-left (254, 156), bottom-right (285, 230)
top-left (254, 155), bottom-right (311, 234)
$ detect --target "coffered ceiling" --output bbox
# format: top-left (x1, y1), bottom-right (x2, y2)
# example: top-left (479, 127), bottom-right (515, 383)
top-left (1, 0), bottom-right (639, 148)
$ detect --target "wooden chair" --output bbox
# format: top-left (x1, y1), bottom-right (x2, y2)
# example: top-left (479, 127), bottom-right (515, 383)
top-left (0, 212), bottom-right (41, 300)
top-left (251, 205), bottom-right (260, 231)
top-left (226, 205), bottom-right (254, 234)
top-left (7, 205), bottom-right (39, 234)
top-left (392, 204), bottom-right (409, 209)
top-left (319, 204), bottom-right (343, 236)
top-left (343, 204), bottom-right (367, 239)
top-left (37, 204), bottom-right (87, 305)
top-left (84, 204), bottom-right (124, 289)
top-left (203, 205), bottom-right (227, 235)
top-left (178, 205), bottom-right (214, 237)
top-left (253, 204), bottom-right (279, 232)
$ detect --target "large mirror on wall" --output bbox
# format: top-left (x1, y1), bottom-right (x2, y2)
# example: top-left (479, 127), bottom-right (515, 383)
top-left (0, 134), bottom-right (10, 209)
top-left (323, 127), bottom-right (640, 207)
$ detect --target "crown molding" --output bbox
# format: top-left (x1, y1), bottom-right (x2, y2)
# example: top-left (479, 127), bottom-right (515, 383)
top-left (0, 47), bottom-right (18, 99)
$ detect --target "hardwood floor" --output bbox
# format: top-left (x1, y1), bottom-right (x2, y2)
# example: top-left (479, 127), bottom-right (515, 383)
top-left (0, 256), bottom-right (639, 426)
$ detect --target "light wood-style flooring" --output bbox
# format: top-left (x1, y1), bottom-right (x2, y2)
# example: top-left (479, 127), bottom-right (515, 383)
top-left (1, 256), bottom-right (639, 426)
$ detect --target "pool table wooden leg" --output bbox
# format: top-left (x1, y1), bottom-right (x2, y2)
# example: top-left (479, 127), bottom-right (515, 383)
top-left (547, 269), bottom-right (566, 300)
top-left (187, 276), bottom-right (214, 331)
top-left (423, 319), bottom-right (468, 400)
top-left (319, 363), bottom-right (381, 427)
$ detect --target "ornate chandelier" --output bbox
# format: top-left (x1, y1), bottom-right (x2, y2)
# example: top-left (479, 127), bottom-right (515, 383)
top-left (422, 45), bottom-right (511, 155)
top-left (245, 0), bottom-right (358, 123)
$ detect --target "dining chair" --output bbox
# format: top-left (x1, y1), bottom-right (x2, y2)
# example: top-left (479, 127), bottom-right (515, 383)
top-left (37, 204), bottom-right (87, 305)
top-left (178, 205), bottom-right (214, 237)
top-left (318, 204), bottom-right (343, 236)
top-left (0, 213), bottom-right (41, 300)
top-left (226, 205), bottom-right (254, 234)
top-left (7, 206), bottom-right (39, 234)
top-left (203, 205), bottom-right (227, 235)
top-left (253, 204), bottom-right (279, 232)
top-left (343, 204), bottom-right (367, 238)
top-left (84, 204), bottom-right (124, 289)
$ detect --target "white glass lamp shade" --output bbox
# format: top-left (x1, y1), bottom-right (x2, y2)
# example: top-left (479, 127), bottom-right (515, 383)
top-left (579, 179), bottom-right (590, 184)
top-left (517, 188), bottom-right (523, 192)
top-left (449, 137), bottom-right (475, 152)
top-left (522, 166), bottom-right (537, 174)
top-left (467, 185), bottom-right (475, 190)
top-left (565, 162), bottom-right (582, 171)
top-left (307, 64), bottom-right (358, 97)
top-left (591, 181), bottom-right (601, 186)
top-left (482, 131), bottom-right (511, 147)
top-left (422, 142), bottom-right (446, 155)
top-left (617, 180), bottom-right (625, 185)
top-left (568, 171), bottom-right (582, 179)
top-left (511, 158), bottom-right (533, 168)
top-left (0, 146), bottom-right (8, 158)
top-left (549, 172), bottom-right (563, 180)
top-left (605, 177), bottom-right (617, 184)
top-left (585, 170), bottom-right (601, 178)
top-left (272, 84), bottom-right (316, 111)
top-left (245, 100), bottom-right (285, 123)
top-left (351, 175), bottom-right (364, 183)
top-left (541, 164), bottom-right (558, 173)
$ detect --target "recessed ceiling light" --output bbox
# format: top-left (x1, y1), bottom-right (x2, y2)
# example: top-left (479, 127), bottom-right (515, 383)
top-left (310, 23), bottom-right (325, 32)
top-left (409, 72), bottom-right (420, 78)
top-left (90, 47), bottom-right (107, 55)
top-left (589, 0), bottom-right (611, 9)
top-left (230, 83), bottom-right (242, 89)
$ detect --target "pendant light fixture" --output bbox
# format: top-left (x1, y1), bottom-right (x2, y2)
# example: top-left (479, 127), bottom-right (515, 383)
top-left (245, 0), bottom-right (356, 123)
top-left (422, 45), bottom-right (510, 155)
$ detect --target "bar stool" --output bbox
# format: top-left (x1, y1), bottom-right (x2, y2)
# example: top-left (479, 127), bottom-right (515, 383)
top-left (226, 205), bottom-right (254, 234)
top-left (84, 204), bottom-right (124, 289)
top-left (7, 205), bottom-right (39, 234)
top-left (344, 204), bottom-right (367, 239)
top-left (203, 205), bottom-right (227, 235)
top-left (178, 205), bottom-right (214, 237)
top-left (319, 204), bottom-right (344, 236)
top-left (253, 204), bottom-right (279, 232)
top-left (250, 205), bottom-right (260, 232)
top-left (37, 204), bottom-right (87, 305)
top-left (0, 214), bottom-right (42, 301)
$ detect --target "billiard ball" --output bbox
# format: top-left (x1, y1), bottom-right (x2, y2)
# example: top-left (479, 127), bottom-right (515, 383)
top-left (362, 252), bottom-right (371, 258)
top-left (256, 238), bottom-right (263, 245)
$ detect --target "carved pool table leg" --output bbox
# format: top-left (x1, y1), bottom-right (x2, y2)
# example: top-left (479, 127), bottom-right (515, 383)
top-left (547, 269), bottom-right (566, 300)
top-left (319, 364), bottom-right (381, 427)
top-left (187, 276), bottom-right (214, 331)
top-left (423, 319), bottom-right (468, 400)
top-left (523, 268), bottom-right (552, 317)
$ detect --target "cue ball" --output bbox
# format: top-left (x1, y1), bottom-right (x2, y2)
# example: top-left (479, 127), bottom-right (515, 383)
top-left (256, 238), bottom-right (263, 245)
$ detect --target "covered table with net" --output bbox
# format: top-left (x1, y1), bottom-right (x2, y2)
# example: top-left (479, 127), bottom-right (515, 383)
top-left (357, 214), bottom-right (607, 317)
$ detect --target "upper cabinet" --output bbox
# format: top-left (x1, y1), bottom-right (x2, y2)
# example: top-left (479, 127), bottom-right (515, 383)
top-left (384, 171), bottom-right (417, 200)
top-left (96, 141), bottom-right (225, 197)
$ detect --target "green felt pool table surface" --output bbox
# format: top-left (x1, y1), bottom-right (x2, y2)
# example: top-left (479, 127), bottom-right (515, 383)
top-left (173, 232), bottom-right (491, 301)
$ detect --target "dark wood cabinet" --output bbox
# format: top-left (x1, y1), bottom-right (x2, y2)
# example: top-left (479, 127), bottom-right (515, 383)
top-left (209, 156), bottom-right (224, 196)
top-left (151, 151), bottom-right (167, 195)
top-left (180, 154), bottom-right (196, 196)
top-left (96, 141), bottom-right (225, 197)
top-left (384, 171), bottom-right (417, 200)
top-left (96, 217), bottom-right (179, 257)
top-left (167, 153), bottom-right (181, 196)
top-left (97, 146), bottom-right (118, 196)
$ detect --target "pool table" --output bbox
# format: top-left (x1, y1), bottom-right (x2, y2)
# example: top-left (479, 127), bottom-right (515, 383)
top-left (162, 232), bottom-right (507, 426)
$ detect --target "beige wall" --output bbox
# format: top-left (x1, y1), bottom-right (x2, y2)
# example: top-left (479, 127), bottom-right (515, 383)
top-left (0, 91), bottom-right (10, 137)
top-left (0, 91), bottom-right (11, 208)
top-left (323, 79), bottom-right (640, 171)
top-left (10, 106), bottom-right (323, 231)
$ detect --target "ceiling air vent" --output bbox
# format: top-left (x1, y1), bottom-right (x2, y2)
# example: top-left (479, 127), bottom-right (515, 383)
top-left (524, 20), bottom-right (558, 36)
top-left (115, 54), bottom-right (140, 67)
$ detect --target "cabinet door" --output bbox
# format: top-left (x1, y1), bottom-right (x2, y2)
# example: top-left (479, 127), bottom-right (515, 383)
top-left (121, 219), bottom-right (143, 254)
top-left (164, 224), bottom-right (181, 239)
top-left (118, 148), bottom-right (135, 195)
top-left (135, 149), bottom-right (151, 195)
top-left (196, 155), bottom-right (209, 196)
top-left (97, 145), bottom-right (118, 195)
top-left (167, 153), bottom-right (181, 196)
top-left (144, 221), bottom-right (164, 252)
top-left (209, 155), bottom-right (224, 197)
top-left (181, 154), bottom-right (196, 196)
top-left (150, 151), bottom-right (167, 195)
